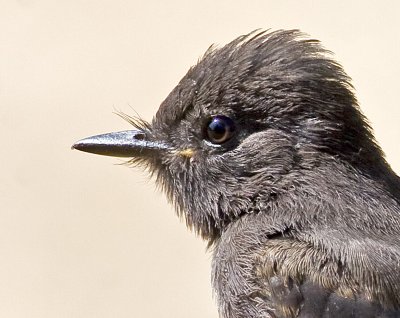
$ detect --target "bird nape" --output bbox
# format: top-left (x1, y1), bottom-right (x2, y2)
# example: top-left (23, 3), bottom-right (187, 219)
top-left (72, 30), bottom-right (400, 318)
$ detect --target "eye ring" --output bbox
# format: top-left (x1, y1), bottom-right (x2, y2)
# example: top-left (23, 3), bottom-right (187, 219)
top-left (205, 115), bottom-right (236, 144)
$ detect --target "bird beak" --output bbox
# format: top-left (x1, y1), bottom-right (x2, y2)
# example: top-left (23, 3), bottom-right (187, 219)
top-left (72, 130), bottom-right (169, 157)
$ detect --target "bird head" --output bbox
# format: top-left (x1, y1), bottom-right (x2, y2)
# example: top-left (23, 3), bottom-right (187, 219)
top-left (73, 30), bottom-right (391, 242)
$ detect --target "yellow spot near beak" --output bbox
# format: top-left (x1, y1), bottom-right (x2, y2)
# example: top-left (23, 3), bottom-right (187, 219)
top-left (178, 148), bottom-right (194, 158)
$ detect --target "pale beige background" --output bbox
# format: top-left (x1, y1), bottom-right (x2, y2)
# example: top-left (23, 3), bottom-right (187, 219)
top-left (1, 1), bottom-right (400, 317)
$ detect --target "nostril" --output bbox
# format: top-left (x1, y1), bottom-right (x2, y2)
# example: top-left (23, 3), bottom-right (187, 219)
top-left (134, 133), bottom-right (146, 140)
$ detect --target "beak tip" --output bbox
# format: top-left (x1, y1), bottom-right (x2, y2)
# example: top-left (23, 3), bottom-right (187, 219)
top-left (71, 140), bottom-right (84, 151)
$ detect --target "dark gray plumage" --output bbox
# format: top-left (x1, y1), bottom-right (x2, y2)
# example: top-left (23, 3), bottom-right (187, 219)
top-left (73, 30), bottom-right (400, 317)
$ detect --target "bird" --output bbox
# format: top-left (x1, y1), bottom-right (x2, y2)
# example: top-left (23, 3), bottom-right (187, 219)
top-left (72, 30), bottom-right (400, 317)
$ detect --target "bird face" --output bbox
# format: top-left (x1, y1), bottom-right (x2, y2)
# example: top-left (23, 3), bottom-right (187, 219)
top-left (73, 30), bottom-right (387, 242)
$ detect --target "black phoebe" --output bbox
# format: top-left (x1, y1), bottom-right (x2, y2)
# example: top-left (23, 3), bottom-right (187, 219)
top-left (73, 30), bottom-right (400, 317)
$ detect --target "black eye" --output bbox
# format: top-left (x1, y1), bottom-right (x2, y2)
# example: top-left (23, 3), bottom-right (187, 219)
top-left (206, 115), bottom-right (236, 144)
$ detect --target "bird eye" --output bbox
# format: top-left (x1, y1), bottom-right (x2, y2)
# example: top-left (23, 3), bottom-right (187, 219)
top-left (206, 115), bottom-right (236, 144)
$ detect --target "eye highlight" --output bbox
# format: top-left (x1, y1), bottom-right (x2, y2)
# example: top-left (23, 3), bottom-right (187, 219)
top-left (205, 115), bottom-right (236, 144)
